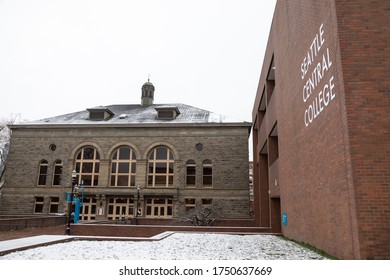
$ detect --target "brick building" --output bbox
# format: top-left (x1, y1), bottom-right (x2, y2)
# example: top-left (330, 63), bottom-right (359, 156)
top-left (0, 80), bottom-right (251, 223)
top-left (252, 0), bottom-right (389, 259)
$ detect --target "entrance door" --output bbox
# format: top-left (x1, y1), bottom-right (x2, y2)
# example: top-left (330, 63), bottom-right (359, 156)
top-left (107, 197), bottom-right (135, 220)
top-left (270, 197), bottom-right (281, 233)
top-left (146, 198), bottom-right (173, 218)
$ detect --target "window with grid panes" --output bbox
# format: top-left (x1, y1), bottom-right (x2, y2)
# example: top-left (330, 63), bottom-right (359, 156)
top-left (34, 197), bottom-right (44, 213)
top-left (80, 197), bottom-right (97, 221)
top-left (202, 159), bottom-right (213, 187)
top-left (74, 146), bottom-right (100, 186)
top-left (185, 198), bottom-right (196, 212)
top-left (147, 146), bottom-right (174, 187)
top-left (110, 146), bottom-right (137, 187)
top-left (52, 160), bottom-right (62, 186)
top-left (145, 198), bottom-right (173, 218)
top-left (107, 197), bottom-right (135, 220)
top-left (49, 197), bottom-right (59, 213)
top-left (186, 160), bottom-right (196, 187)
top-left (37, 160), bottom-right (48, 186)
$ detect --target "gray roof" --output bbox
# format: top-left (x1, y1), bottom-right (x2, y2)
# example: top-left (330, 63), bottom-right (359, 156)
top-left (20, 104), bottom-right (251, 128)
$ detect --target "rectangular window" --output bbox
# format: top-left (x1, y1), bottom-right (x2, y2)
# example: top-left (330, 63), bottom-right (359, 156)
top-left (49, 197), bottom-right (59, 213)
top-left (37, 161), bottom-right (48, 186)
top-left (266, 55), bottom-right (275, 105)
top-left (202, 198), bottom-right (213, 209)
top-left (89, 111), bottom-right (105, 120)
top-left (186, 165), bottom-right (196, 187)
top-left (203, 166), bottom-right (213, 187)
top-left (269, 123), bottom-right (279, 166)
top-left (257, 87), bottom-right (267, 126)
top-left (185, 198), bottom-right (196, 212)
top-left (52, 162), bottom-right (62, 186)
top-left (34, 197), bottom-right (44, 214)
top-left (158, 111), bottom-right (174, 119)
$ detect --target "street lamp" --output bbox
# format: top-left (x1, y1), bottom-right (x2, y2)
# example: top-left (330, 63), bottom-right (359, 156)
top-left (66, 170), bottom-right (77, 235)
top-left (135, 185), bottom-right (140, 225)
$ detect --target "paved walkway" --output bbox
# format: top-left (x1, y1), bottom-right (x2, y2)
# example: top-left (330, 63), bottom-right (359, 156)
top-left (0, 231), bottom-right (174, 256)
top-left (0, 235), bottom-right (73, 256)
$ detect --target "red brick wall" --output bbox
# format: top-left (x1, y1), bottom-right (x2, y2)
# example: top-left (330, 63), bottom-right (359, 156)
top-left (335, 0), bottom-right (390, 259)
top-left (252, 0), bottom-right (389, 259)
top-left (71, 223), bottom-right (274, 238)
top-left (0, 215), bottom-right (67, 231)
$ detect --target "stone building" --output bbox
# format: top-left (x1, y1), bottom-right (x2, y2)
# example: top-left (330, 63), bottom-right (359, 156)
top-left (252, 0), bottom-right (389, 259)
top-left (0, 80), bottom-right (252, 223)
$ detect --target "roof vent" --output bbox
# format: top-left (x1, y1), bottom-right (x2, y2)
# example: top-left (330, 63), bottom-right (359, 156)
top-left (119, 114), bottom-right (128, 119)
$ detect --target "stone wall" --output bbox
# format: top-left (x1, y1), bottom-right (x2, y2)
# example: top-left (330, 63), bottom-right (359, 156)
top-left (0, 124), bottom-right (251, 221)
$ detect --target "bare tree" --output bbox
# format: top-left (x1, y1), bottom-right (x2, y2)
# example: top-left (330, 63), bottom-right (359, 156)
top-left (178, 204), bottom-right (222, 226)
top-left (0, 114), bottom-right (19, 194)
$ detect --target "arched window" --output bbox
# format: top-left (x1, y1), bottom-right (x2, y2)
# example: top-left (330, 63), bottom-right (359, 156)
top-left (202, 159), bottom-right (213, 187)
top-left (75, 146), bottom-right (100, 186)
top-left (37, 160), bottom-right (48, 186)
top-left (110, 146), bottom-right (137, 187)
top-left (186, 160), bottom-right (196, 187)
top-left (147, 146), bottom-right (174, 187)
top-left (52, 160), bottom-right (62, 186)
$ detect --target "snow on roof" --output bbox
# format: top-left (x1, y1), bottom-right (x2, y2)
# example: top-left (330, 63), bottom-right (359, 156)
top-left (21, 104), bottom-right (251, 127)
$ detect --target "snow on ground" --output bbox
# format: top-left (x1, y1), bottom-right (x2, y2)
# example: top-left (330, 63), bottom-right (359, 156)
top-left (0, 233), bottom-right (328, 260)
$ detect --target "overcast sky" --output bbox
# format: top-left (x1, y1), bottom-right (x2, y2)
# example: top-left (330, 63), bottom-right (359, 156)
top-left (0, 0), bottom-right (276, 123)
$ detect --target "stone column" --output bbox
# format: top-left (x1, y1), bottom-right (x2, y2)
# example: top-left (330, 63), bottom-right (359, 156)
top-left (98, 159), bottom-right (110, 187)
top-left (136, 159), bottom-right (148, 188)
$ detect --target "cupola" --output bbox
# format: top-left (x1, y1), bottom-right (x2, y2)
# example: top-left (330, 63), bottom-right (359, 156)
top-left (141, 79), bottom-right (155, 106)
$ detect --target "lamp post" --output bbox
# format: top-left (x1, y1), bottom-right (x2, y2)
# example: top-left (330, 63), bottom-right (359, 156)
top-left (66, 170), bottom-right (77, 235)
top-left (135, 185), bottom-right (140, 225)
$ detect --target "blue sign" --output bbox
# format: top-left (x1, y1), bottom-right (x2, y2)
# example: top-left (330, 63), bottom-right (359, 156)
top-left (73, 198), bottom-right (81, 224)
top-left (65, 192), bottom-right (72, 202)
top-left (282, 212), bottom-right (288, 226)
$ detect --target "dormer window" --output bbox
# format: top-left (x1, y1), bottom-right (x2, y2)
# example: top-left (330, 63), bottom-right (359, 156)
top-left (155, 106), bottom-right (180, 120)
top-left (87, 107), bottom-right (114, 121)
top-left (158, 110), bottom-right (174, 119)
